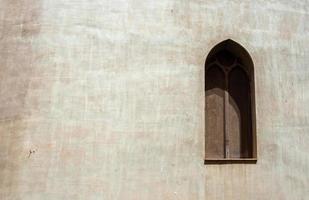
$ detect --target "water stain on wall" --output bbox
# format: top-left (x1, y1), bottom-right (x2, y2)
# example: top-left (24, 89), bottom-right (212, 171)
top-left (0, 0), bottom-right (43, 197)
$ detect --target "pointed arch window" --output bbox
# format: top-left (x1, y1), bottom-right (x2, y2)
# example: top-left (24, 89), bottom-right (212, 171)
top-left (205, 40), bottom-right (257, 163)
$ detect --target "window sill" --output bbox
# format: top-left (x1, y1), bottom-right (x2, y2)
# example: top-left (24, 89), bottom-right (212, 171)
top-left (204, 158), bottom-right (257, 164)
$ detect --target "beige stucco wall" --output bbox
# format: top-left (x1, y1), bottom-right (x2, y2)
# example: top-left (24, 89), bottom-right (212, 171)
top-left (0, 0), bottom-right (308, 199)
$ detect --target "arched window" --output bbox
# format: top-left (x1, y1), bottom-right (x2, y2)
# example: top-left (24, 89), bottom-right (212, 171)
top-left (205, 39), bottom-right (257, 163)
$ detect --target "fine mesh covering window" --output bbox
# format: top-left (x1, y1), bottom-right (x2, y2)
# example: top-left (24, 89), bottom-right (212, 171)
top-left (205, 39), bottom-right (257, 163)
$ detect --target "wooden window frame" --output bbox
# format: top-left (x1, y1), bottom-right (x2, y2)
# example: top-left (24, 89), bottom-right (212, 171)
top-left (204, 40), bottom-right (257, 164)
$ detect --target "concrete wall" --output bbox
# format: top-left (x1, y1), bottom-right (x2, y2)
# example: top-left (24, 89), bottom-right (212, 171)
top-left (0, 0), bottom-right (308, 199)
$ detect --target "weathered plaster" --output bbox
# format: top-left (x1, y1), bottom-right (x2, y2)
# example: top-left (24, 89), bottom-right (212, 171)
top-left (0, 0), bottom-right (308, 199)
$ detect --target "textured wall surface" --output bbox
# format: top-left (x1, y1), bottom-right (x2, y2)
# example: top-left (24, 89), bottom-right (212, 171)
top-left (0, 0), bottom-right (308, 199)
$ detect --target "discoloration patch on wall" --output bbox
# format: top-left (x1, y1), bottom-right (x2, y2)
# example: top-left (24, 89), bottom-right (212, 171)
top-left (0, 0), bottom-right (44, 198)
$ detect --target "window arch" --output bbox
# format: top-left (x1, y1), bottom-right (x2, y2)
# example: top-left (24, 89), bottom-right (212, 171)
top-left (205, 39), bottom-right (257, 163)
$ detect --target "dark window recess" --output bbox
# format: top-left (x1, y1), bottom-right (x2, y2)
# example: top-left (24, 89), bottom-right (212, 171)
top-left (205, 39), bottom-right (257, 163)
